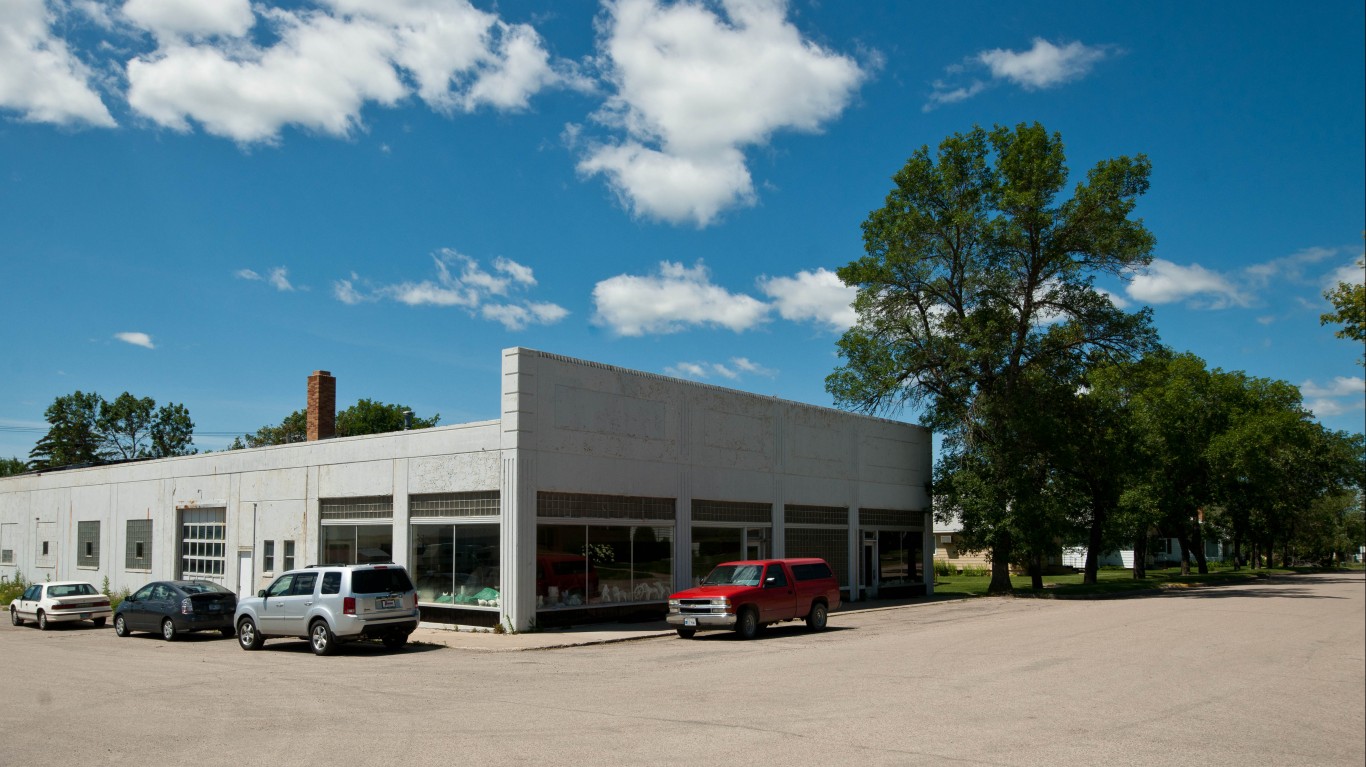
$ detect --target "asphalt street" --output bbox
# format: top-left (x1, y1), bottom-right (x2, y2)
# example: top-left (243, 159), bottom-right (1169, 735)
top-left (2, 572), bottom-right (1361, 767)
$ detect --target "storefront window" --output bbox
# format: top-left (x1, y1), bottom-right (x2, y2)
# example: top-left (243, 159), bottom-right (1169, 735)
top-left (321, 525), bottom-right (392, 565)
top-left (877, 530), bottom-right (924, 585)
top-left (536, 524), bottom-right (672, 609)
top-left (410, 524), bottom-right (500, 607)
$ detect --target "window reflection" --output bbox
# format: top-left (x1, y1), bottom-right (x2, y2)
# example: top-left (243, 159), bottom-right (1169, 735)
top-left (536, 524), bottom-right (672, 609)
top-left (411, 524), bottom-right (500, 607)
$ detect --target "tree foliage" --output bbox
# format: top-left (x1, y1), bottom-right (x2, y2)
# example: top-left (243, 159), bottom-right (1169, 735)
top-left (1320, 255), bottom-right (1365, 355)
top-left (28, 391), bottom-right (195, 469)
top-left (231, 400), bottom-right (439, 449)
top-left (829, 122), bottom-right (1157, 592)
top-left (0, 456), bottom-right (27, 477)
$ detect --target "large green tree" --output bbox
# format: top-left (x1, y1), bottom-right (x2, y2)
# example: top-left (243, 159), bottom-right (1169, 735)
top-left (0, 457), bottom-right (26, 477)
top-left (828, 123), bottom-right (1157, 593)
top-left (28, 391), bottom-right (105, 469)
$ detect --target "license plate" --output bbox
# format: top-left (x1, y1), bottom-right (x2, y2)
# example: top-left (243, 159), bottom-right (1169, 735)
top-left (207, 602), bottom-right (221, 612)
top-left (683, 617), bottom-right (697, 627)
top-left (377, 598), bottom-right (398, 609)
top-left (80, 613), bottom-right (92, 620)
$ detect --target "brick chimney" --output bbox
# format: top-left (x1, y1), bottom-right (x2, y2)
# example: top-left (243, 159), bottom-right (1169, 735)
top-left (307, 370), bottom-right (336, 441)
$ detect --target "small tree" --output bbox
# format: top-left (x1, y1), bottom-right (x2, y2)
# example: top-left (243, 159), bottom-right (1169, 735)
top-left (0, 457), bottom-right (26, 477)
top-left (28, 391), bottom-right (105, 469)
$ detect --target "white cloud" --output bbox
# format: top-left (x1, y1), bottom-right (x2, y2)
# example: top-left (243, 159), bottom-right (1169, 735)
top-left (592, 260), bottom-right (769, 335)
top-left (1300, 376), bottom-right (1364, 399)
top-left (238, 266), bottom-right (296, 291)
top-left (1125, 258), bottom-right (1251, 309)
top-left (114, 331), bottom-right (155, 349)
top-left (926, 37), bottom-right (1109, 110)
top-left (0, 0), bottom-right (116, 127)
top-left (337, 250), bottom-right (566, 329)
top-left (124, 0), bottom-right (567, 144)
top-left (122, 0), bottom-right (256, 40)
top-left (978, 38), bottom-right (1108, 90)
top-left (1323, 254), bottom-right (1365, 289)
top-left (578, 0), bottom-right (865, 226)
top-left (758, 267), bottom-right (855, 331)
top-left (665, 357), bottom-right (776, 381)
top-left (1305, 397), bottom-right (1364, 419)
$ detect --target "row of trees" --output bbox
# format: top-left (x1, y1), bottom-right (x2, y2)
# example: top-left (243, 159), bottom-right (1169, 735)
top-left (830, 122), bottom-right (1363, 592)
top-left (25, 391), bottom-right (195, 470)
top-left (3, 393), bottom-right (440, 473)
top-left (228, 399), bottom-right (439, 449)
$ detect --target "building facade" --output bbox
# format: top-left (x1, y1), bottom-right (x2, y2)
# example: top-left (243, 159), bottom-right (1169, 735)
top-left (0, 348), bottom-right (932, 631)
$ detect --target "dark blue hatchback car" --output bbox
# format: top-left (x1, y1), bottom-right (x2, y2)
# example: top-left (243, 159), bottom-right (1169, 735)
top-left (113, 580), bottom-right (237, 641)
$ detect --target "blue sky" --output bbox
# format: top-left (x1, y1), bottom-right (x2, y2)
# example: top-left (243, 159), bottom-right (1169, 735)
top-left (1, 0), bottom-right (1362, 459)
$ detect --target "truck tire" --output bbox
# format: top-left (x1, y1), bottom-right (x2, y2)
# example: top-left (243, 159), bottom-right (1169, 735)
top-left (805, 601), bottom-right (828, 631)
top-left (736, 607), bottom-right (759, 640)
top-left (676, 628), bottom-right (696, 639)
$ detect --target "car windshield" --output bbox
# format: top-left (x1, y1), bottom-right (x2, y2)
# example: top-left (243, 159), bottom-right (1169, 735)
top-left (702, 565), bottom-right (764, 587)
top-left (48, 583), bottom-right (98, 598)
top-left (179, 582), bottom-right (231, 595)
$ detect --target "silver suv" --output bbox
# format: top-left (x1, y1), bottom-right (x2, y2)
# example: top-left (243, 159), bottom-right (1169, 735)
top-left (234, 563), bottom-right (420, 656)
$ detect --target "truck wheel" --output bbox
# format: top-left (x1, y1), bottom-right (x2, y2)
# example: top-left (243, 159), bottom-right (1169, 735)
top-left (806, 601), bottom-right (828, 631)
top-left (736, 607), bottom-right (759, 640)
top-left (676, 628), bottom-right (696, 639)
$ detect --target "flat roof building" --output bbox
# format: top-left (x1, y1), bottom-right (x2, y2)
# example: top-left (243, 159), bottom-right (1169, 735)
top-left (0, 348), bottom-right (932, 631)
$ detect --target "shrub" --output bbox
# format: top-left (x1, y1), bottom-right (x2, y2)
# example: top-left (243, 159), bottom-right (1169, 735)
top-left (0, 572), bottom-right (29, 605)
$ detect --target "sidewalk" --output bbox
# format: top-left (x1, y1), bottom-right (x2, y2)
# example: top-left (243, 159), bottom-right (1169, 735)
top-left (407, 594), bottom-right (950, 651)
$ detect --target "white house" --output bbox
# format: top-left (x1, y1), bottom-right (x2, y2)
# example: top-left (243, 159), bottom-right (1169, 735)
top-left (0, 348), bottom-right (933, 630)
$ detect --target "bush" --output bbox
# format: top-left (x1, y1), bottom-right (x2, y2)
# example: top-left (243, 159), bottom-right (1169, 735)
top-left (0, 572), bottom-right (29, 605)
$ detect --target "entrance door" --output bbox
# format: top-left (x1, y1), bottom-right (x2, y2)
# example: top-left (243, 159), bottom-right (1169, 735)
top-left (238, 550), bottom-right (254, 596)
top-left (745, 528), bottom-right (768, 560)
top-left (862, 533), bottom-right (878, 599)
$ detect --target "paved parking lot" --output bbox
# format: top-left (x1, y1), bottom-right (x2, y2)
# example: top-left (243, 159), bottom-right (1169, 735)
top-left (2, 573), bottom-right (1362, 767)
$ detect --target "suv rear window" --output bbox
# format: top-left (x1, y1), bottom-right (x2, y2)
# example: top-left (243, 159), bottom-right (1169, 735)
top-left (791, 562), bottom-right (833, 581)
top-left (351, 569), bottom-right (414, 595)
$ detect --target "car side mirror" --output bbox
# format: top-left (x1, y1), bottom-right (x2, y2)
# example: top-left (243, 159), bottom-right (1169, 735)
top-left (257, 589), bottom-right (266, 598)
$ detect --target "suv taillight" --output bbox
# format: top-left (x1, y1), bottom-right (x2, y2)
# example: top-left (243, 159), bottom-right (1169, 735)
top-left (343, 597), bottom-right (356, 616)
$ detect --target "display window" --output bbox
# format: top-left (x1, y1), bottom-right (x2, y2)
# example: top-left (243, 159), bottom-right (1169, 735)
top-left (410, 523), bottom-right (500, 608)
top-left (536, 524), bottom-right (672, 609)
top-left (321, 524), bottom-right (393, 565)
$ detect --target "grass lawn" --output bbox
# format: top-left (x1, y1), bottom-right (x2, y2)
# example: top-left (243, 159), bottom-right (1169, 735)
top-left (931, 565), bottom-right (1310, 598)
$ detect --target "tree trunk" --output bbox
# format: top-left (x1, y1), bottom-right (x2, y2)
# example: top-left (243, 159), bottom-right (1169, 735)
top-left (1177, 532), bottom-right (1192, 576)
top-left (1191, 524), bottom-right (1209, 574)
top-left (1133, 535), bottom-right (1147, 580)
top-left (987, 534), bottom-right (1014, 594)
top-left (1083, 497), bottom-right (1104, 585)
top-left (1232, 531), bottom-right (1242, 571)
top-left (1029, 553), bottom-right (1043, 591)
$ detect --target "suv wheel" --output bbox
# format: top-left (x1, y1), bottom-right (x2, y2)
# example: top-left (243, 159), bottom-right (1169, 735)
top-left (310, 620), bottom-right (339, 656)
top-left (238, 618), bottom-right (265, 651)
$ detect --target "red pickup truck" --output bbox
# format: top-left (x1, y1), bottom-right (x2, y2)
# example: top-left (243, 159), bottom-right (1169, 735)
top-left (666, 558), bottom-right (841, 639)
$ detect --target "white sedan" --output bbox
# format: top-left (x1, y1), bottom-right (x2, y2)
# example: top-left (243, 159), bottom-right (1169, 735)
top-left (9, 581), bottom-right (112, 630)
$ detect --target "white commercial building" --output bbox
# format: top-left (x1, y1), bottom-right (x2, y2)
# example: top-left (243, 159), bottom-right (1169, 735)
top-left (0, 348), bottom-right (932, 630)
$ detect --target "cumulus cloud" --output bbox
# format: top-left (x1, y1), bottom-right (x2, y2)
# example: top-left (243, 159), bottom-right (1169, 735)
top-left (1322, 254), bottom-right (1365, 289)
top-left (124, 0), bottom-right (568, 144)
top-left (1300, 376), bottom-right (1365, 399)
top-left (114, 331), bottom-right (155, 349)
top-left (758, 267), bottom-right (855, 331)
top-left (335, 250), bottom-right (566, 330)
top-left (592, 260), bottom-right (769, 335)
top-left (577, 0), bottom-right (865, 226)
top-left (1125, 258), bottom-right (1252, 309)
top-left (0, 0), bottom-right (116, 127)
top-left (926, 37), bottom-right (1110, 111)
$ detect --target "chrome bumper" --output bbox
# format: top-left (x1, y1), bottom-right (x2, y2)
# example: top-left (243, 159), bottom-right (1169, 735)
top-left (666, 612), bottom-right (736, 629)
